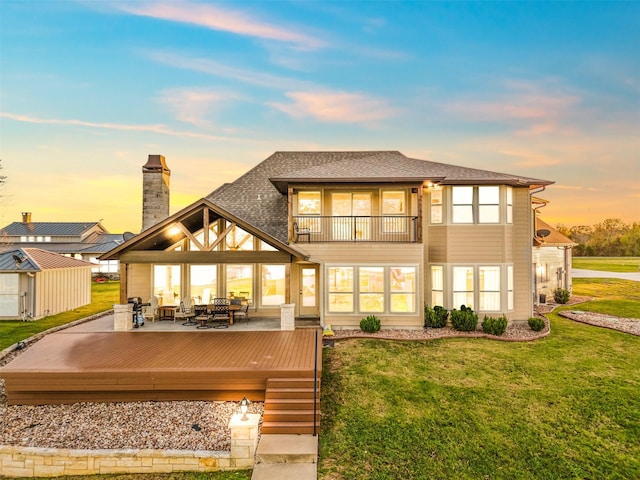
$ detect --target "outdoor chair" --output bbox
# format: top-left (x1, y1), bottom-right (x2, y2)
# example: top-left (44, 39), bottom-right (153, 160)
top-left (294, 222), bottom-right (311, 243)
top-left (175, 298), bottom-right (197, 326)
top-left (142, 296), bottom-right (159, 322)
top-left (193, 304), bottom-right (211, 329)
top-left (233, 301), bottom-right (250, 323)
top-left (210, 298), bottom-right (230, 328)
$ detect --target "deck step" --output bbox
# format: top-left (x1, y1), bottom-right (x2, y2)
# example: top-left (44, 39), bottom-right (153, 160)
top-left (263, 409), bottom-right (320, 423)
top-left (266, 398), bottom-right (320, 410)
top-left (266, 377), bottom-right (319, 388)
top-left (265, 387), bottom-right (316, 399)
top-left (261, 421), bottom-right (318, 435)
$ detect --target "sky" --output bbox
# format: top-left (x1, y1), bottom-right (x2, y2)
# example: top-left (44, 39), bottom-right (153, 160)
top-left (0, 0), bottom-right (638, 234)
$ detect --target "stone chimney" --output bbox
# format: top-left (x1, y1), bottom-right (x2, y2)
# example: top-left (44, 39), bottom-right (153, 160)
top-left (142, 155), bottom-right (171, 231)
top-left (22, 212), bottom-right (32, 223)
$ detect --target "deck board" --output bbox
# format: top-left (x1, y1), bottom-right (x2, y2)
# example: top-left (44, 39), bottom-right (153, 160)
top-left (1, 329), bottom-right (321, 405)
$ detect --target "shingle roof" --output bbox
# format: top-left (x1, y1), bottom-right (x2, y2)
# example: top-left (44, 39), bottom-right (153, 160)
top-left (207, 151), bottom-right (553, 243)
top-left (0, 248), bottom-right (94, 272)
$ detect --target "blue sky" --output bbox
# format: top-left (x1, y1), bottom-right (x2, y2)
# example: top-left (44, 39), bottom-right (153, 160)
top-left (1, 0), bottom-right (638, 233)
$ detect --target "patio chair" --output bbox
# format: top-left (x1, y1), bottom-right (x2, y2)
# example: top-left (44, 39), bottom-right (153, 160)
top-left (142, 296), bottom-right (159, 322)
top-left (294, 222), bottom-right (311, 243)
top-left (175, 298), bottom-right (197, 326)
top-left (233, 301), bottom-right (250, 324)
top-left (193, 303), bottom-right (211, 329)
top-left (210, 298), bottom-right (230, 328)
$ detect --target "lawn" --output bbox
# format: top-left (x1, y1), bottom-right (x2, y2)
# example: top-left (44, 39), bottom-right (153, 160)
top-left (5, 279), bottom-right (640, 480)
top-left (318, 280), bottom-right (640, 479)
top-left (0, 281), bottom-right (119, 351)
top-left (573, 256), bottom-right (640, 272)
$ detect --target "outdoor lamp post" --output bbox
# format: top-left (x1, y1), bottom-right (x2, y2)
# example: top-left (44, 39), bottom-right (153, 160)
top-left (240, 396), bottom-right (250, 421)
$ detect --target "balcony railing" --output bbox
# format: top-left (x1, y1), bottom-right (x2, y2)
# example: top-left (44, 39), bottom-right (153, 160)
top-left (293, 216), bottom-right (419, 243)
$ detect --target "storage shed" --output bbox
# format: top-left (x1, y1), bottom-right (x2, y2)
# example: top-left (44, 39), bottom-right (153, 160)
top-left (0, 248), bottom-right (93, 320)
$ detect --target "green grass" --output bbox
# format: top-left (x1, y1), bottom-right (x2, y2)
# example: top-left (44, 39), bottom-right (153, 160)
top-left (0, 281), bottom-right (119, 351)
top-left (573, 256), bottom-right (640, 272)
top-left (318, 280), bottom-right (640, 479)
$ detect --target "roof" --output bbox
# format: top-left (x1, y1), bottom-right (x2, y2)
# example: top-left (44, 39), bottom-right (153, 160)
top-left (534, 218), bottom-right (577, 247)
top-left (0, 248), bottom-right (95, 272)
top-left (0, 221), bottom-right (105, 237)
top-left (208, 151), bottom-right (554, 243)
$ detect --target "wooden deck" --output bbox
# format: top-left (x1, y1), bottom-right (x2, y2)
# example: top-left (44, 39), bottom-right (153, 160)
top-left (1, 329), bottom-right (322, 406)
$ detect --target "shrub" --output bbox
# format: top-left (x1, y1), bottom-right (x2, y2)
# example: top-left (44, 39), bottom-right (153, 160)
top-left (528, 317), bottom-right (546, 332)
top-left (360, 315), bottom-right (381, 333)
top-left (424, 305), bottom-right (448, 328)
top-left (482, 315), bottom-right (508, 336)
top-left (450, 305), bottom-right (478, 331)
top-left (554, 288), bottom-right (571, 304)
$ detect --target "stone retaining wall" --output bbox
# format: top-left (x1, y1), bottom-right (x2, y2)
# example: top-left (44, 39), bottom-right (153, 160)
top-left (0, 413), bottom-right (259, 478)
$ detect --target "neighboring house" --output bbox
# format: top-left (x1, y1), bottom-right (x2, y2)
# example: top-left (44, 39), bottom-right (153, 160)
top-left (533, 215), bottom-right (577, 304)
top-left (102, 151), bottom-right (554, 328)
top-left (0, 212), bottom-right (125, 278)
top-left (0, 248), bottom-right (93, 320)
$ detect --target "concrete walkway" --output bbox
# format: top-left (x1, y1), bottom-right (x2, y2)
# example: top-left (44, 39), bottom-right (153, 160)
top-left (252, 434), bottom-right (318, 480)
top-left (572, 269), bottom-right (640, 282)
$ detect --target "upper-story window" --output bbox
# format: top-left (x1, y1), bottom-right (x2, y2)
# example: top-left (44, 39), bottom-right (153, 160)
top-left (430, 188), bottom-right (443, 224)
top-left (478, 186), bottom-right (500, 223)
top-left (382, 191), bottom-right (406, 233)
top-left (506, 187), bottom-right (513, 224)
top-left (452, 187), bottom-right (474, 223)
top-left (451, 186), bottom-right (507, 224)
top-left (298, 191), bottom-right (321, 215)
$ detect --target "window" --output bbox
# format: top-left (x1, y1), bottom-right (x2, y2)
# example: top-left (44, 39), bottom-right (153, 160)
top-left (225, 222), bottom-right (254, 251)
top-left (0, 273), bottom-right (20, 317)
top-left (390, 267), bottom-right (416, 313)
top-left (327, 265), bottom-right (418, 315)
top-left (430, 188), bottom-right (443, 224)
top-left (332, 193), bottom-right (372, 240)
top-left (261, 265), bottom-right (286, 306)
top-left (154, 265), bottom-right (181, 306)
top-left (479, 266), bottom-right (501, 310)
top-left (191, 265), bottom-right (217, 304)
top-left (431, 266), bottom-right (444, 306)
top-left (478, 186), bottom-right (500, 223)
top-left (328, 267), bottom-right (354, 312)
top-left (382, 191), bottom-right (406, 233)
top-left (453, 266), bottom-right (474, 309)
top-left (507, 265), bottom-right (514, 310)
top-left (452, 187), bottom-right (474, 223)
top-left (298, 191), bottom-right (321, 215)
top-left (359, 267), bottom-right (384, 313)
top-left (506, 187), bottom-right (513, 224)
top-left (260, 240), bottom-right (277, 251)
top-left (226, 265), bottom-right (253, 303)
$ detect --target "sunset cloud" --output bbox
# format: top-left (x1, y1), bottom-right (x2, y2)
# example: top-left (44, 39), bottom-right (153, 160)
top-left (114, 1), bottom-right (326, 50)
top-left (158, 88), bottom-right (236, 127)
top-left (270, 91), bottom-right (398, 124)
top-left (0, 112), bottom-right (231, 141)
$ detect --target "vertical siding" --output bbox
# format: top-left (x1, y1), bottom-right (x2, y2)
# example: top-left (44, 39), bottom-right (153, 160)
top-left (34, 267), bottom-right (91, 318)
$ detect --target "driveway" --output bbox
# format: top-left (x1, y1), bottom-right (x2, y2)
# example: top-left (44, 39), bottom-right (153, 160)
top-left (572, 269), bottom-right (640, 282)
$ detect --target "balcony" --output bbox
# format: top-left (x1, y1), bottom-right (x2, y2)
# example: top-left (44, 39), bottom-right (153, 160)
top-left (293, 216), bottom-right (419, 243)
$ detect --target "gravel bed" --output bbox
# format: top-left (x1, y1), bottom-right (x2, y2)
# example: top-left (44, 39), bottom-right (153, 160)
top-left (559, 310), bottom-right (640, 336)
top-left (0, 391), bottom-right (263, 451)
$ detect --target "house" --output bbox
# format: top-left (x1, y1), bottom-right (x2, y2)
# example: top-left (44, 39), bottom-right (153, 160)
top-left (101, 151), bottom-right (554, 328)
top-left (0, 212), bottom-right (126, 278)
top-left (0, 248), bottom-right (94, 320)
top-left (533, 214), bottom-right (577, 303)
